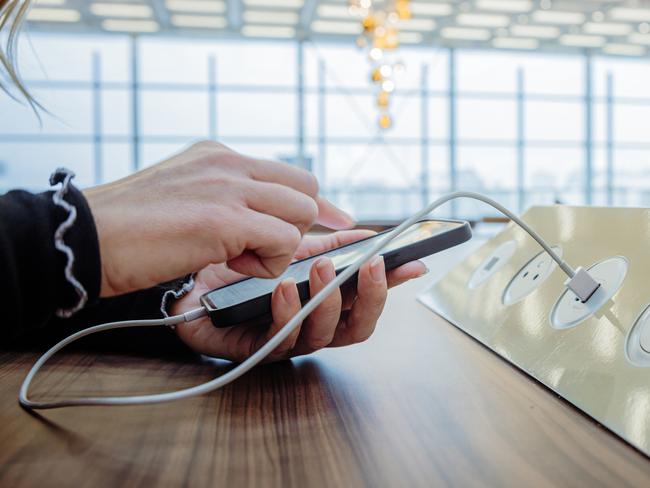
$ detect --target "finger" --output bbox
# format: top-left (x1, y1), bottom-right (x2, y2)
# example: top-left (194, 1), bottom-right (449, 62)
top-left (291, 257), bottom-right (342, 356)
top-left (386, 261), bottom-right (429, 288)
top-left (329, 255), bottom-right (387, 348)
top-left (294, 229), bottom-right (376, 260)
top-left (263, 278), bottom-right (303, 361)
top-left (248, 158), bottom-right (320, 198)
top-left (338, 260), bottom-right (428, 309)
top-left (242, 180), bottom-right (319, 234)
top-left (315, 197), bottom-right (356, 230)
top-left (227, 210), bottom-right (301, 278)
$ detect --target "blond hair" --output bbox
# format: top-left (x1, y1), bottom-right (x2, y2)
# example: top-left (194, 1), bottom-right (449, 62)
top-left (0, 0), bottom-right (34, 104)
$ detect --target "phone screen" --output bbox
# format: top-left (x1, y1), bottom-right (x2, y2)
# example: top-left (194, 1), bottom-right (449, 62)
top-left (204, 220), bottom-right (464, 310)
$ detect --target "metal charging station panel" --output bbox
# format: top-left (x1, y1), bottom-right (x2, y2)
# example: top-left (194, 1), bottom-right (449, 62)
top-left (418, 206), bottom-right (650, 457)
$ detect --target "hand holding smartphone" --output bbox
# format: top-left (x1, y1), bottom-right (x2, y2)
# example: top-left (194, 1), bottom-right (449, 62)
top-left (201, 219), bottom-right (472, 328)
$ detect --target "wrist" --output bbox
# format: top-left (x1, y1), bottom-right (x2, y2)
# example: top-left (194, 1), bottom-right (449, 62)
top-left (83, 183), bottom-right (123, 297)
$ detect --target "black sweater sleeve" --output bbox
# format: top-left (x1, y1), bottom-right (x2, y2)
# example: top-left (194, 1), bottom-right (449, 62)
top-left (1, 181), bottom-right (192, 353)
top-left (0, 186), bottom-right (101, 341)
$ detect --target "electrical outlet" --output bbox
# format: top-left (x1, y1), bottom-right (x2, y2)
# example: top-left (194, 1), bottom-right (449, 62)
top-left (467, 240), bottom-right (517, 290)
top-left (502, 246), bottom-right (562, 306)
top-left (626, 303), bottom-right (650, 367)
top-left (550, 256), bottom-right (628, 330)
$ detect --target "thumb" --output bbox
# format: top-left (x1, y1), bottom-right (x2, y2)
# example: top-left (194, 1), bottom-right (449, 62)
top-left (316, 197), bottom-right (356, 230)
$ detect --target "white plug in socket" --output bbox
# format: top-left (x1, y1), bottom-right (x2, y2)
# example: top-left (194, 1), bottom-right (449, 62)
top-left (502, 246), bottom-right (563, 306)
top-left (468, 240), bottom-right (517, 290)
top-left (550, 256), bottom-right (628, 330)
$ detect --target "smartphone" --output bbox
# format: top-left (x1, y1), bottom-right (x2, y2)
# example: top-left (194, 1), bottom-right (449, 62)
top-left (201, 219), bottom-right (472, 328)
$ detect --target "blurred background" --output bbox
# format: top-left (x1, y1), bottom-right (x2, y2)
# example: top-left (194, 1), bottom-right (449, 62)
top-left (2, 0), bottom-right (650, 221)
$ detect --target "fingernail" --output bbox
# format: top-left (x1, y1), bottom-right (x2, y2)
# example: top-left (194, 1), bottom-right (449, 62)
top-left (418, 265), bottom-right (430, 277)
top-left (370, 256), bottom-right (385, 282)
top-left (342, 211), bottom-right (356, 226)
top-left (281, 278), bottom-right (296, 303)
top-left (316, 258), bottom-right (335, 282)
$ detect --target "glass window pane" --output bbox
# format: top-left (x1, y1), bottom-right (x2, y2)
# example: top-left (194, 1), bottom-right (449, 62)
top-left (594, 58), bottom-right (650, 99)
top-left (386, 94), bottom-right (420, 139)
top-left (140, 91), bottom-right (209, 137)
top-left (427, 145), bottom-right (450, 193)
top-left (18, 33), bottom-right (130, 82)
top-left (521, 54), bottom-right (584, 96)
top-left (0, 88), bottom-right (93, 135)
top-left (324, 143), bottom-right (422, 188)
top-left (457, 51), bottom-right (519, 94)
top-left (139, 38), bottom-right (212, 84)
top-left (217, 41), bottom-right (296, 87)
top-left (430, 96), bottom-right (449, 141)
top-left (324, 93), bottom-right (376, 139)
top-left (218, 92), bottom-right (295, 138)
top-left (0, 142), bottom-right (94, 190)
top-left (526, 101), bottom-right (583, 142)
top-left (457, 146), bottom-right (517, 217)
top-left (524, 148), bottom-right (585, 206)
top-left (613, 104), bottom-right (650, 143)
top-left (102, 143), bottom-right (133, 183)
top-left (102, 89), bottom-right (132, 136)
top-left (457, 99), bottom-right (516, 141)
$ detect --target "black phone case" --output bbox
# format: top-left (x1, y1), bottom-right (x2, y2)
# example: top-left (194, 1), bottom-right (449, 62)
top-left (201, 220), bottom-right (472, 328)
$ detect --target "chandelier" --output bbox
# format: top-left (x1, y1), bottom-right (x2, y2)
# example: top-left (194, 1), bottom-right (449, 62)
top-left (349, 0), bottom-right (411, 130)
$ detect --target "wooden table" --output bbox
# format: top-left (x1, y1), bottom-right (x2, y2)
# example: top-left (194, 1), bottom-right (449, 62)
top-left (1, 255), bottom-right (650, 487)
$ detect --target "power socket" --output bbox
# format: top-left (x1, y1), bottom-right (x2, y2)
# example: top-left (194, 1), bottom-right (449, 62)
top-left (551, 256), bottom-right (628, 330)
top-left (502, 246), bottom-right (563, 306)
top-left (467, 240), bottom-right (517, 290)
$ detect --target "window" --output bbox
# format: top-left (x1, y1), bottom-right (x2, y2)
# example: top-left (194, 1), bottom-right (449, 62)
top-left (3, 33), bottom-right (650, 218)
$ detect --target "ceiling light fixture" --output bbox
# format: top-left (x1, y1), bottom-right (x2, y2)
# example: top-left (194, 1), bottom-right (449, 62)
top-left (349, 0), bottom-right (412, 130)
top-left (311, 20), bottom-right (362, 34)
top-left (440, 26), bottom-right (492, 40)
top-left (559, 34), bottom-right (606, 48)
top-left (243, 10), bottom-right (299, 24)
top-left (170, 14), bottom-right (227, 28)
top-left (610, 7), bottom-right (650, 22)
top-left (409, 2), bottom-right (452, 16)
top-left (603, 43), bottom-right (646, 56)
top-left (476, 0), bottom-right (532, 13)
top-left (492, 37), bottom-right (539, 49)
top-left (242, 0), bottom-right (303, 8)
top-left (241, 25), bottom-right (296, 37)
top-left (457, 13), bottom-right (510, 27)
top-left (509, 24), bottom-right (559, 38)
top-left (583, 22), bottom-right (632, 36)
top-left (27, 7), bottom-right (80, 21)
top-left (90, 3), bottom-right (153, 18)
top-left (165, 0), bottom-right (226, 14)
top-left (532, 10), bottom-right (585, 25)
top-left (102, 18), bottom-right (159, 32)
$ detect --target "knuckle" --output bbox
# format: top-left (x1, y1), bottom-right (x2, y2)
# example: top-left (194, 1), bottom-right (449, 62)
top-left (352, 329), bottom-right (374, 344)
top-left (289, 167), bottom-right (318, 196)
top-left (285, 225), bottom-right (302, 251)
top-left (300, 196), bottom-right (319, 227)
top-left (307, 335), bottom-right (332, 351)
top-left (193, 140), bottom-right (222, 152)
top-left (303, 171), bottom-right (319, 196)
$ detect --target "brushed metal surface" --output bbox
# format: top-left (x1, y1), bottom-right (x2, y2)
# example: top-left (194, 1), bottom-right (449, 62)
top-left (418, 206), bottom-right (650, 457)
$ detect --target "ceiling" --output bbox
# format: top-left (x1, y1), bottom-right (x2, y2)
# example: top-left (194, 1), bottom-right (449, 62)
top-left (24, 0), bottom-right (650, 57)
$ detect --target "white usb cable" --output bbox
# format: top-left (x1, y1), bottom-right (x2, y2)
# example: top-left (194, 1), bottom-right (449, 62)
top-left (19, 192), bottom-right (600, 409)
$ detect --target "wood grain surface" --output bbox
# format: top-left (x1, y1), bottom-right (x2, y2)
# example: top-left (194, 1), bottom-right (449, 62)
top-left (1, 276), bottom-right (650, 487)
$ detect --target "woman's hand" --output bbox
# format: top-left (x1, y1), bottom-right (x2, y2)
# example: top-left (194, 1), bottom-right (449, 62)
top-left (172, 230), bottom-right (428, 362)
top-left (84, 142), bottom-right (354, 297)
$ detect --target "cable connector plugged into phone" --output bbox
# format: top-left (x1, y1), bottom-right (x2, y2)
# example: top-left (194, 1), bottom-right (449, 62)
top-left (565, 267), bottom-right (601, 303)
